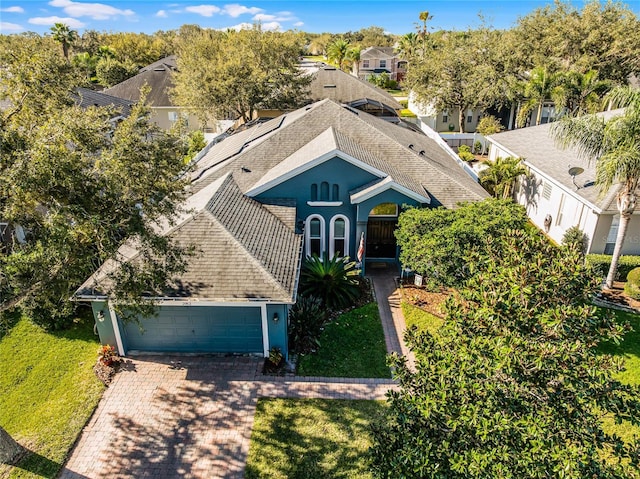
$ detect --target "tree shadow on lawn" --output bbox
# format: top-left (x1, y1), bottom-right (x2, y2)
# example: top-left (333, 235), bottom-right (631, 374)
top-left (245, 398), bottom-right (385, 479)
top-left (2, 445), bottom-right (68, 479)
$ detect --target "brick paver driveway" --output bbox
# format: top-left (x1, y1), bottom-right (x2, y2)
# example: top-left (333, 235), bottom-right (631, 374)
top-left (58, 268), bottom-right (402, 479)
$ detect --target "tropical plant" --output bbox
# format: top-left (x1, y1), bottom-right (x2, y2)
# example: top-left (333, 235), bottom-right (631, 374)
top-left (288, 295), bottom-right (327, 355)
top-left (395, 32), bottom-right (419, 60)
top-left (551, 86), bottom-right (640, 289)
top-left (476, 115), bottom-right (503, 154)
top-left (371, 229), bottom-right (640, 478)
top-left (50, 22), bottom-right (78, 60)
top-left (516, 65), bottom-right (562, 127)
top-left (298, 254), bottom-right (359, 310)
top-left (72, 52), bottom-right (98, 82)
top-left (553, 69), bottom-right (611, 117)
top-left (562, 225), bottom-right (589, 256)
top-left (326, 38), bottom-right (352, 71)
top-left (479, 156), bottom-right (527, 199)
top-left (457, 144), bottom-right (474, 162)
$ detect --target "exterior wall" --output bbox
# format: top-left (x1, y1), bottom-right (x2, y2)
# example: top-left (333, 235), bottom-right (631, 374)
top-left (150, 107), bottom-right (213, 133)
top-left (266, 303), bottom-right (289, 359)
top-left (590, 214), bottom-right (640, 256)
top-left (358, 55), bottom-right (406, 82)
top-left (92, 301), bottom-right (118, 348)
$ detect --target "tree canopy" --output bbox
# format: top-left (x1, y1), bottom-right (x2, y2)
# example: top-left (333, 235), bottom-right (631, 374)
top-left (172, 25), bottom-right (311, 125)
top-left (0, 37), bottom-right (191, 329)
top-left (371, 229), bottom-right (640, 478)
top-left (395, 199), bottom-right (529, 287)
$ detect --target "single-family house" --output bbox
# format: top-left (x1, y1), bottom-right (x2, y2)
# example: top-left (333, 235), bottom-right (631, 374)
top-left (486, 109), bottom-right (640, 255)
top-left (103, 56), bottom-right (221, 135)
top-left (357, 47), bottom-right (407, 83)
top-left (77, 99), bottom-right (487, 358)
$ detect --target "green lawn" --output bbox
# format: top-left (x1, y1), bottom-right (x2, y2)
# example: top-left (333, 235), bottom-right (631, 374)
top-left (297, 303), bottom-right (390, 378)
top-left (245, 398), bottom-right (386, 479)
top-left (0, 314), bottom-right (104, 479)
top-left (401, 301), bottom-right (443, 336)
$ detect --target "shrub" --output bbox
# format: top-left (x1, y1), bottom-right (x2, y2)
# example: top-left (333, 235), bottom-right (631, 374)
top-left (562, 226), bottom-right (589, 256)
top-left (624, 267), bottom-right (640, 299)
top-left (586, 254), bottom-right (640, 281)
top-left (288, 295), bottom-right (327, 355)
top-left (299, 254), bottom-right (360, 310)
top-left (457, 144), bottom-right (475, 162)
top-left (473, 140), bottom-right (483, 154)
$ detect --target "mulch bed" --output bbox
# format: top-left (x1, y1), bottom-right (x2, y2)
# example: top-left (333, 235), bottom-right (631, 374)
top-left (400, 285), bottom-right (450, 318)
top-left (93, 360), bottom-right (120, 386)
top-left (597, 281), bottom-right (640, 312)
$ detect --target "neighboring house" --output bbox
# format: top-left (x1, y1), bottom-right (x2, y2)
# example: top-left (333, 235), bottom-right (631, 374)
top-left (258, 63), bottom-right (403, 123)
top-left (486, 109), bottom-right (639, 255)
top-left (78, 98), bottom-right (487, 358)
top-left (408, 94), bottom-right (485, 133)
top-left (357, 47), bottom-right (407, 83)
top-left (103, 56), bottom-right (221, 135)
top-left (73, 87), bottom-right (134, 121)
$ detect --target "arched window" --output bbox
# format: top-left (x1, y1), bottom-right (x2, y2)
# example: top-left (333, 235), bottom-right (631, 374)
top-left (329, 215), bottom-right (350, 258)
top-left (332, 184), bottom-right (339, 201)
top-left (320, 182), bottom-right (330, 201)
top-left (305, 215), bottom-right (325, 257)
top-left (310, 184), bottom-right (318, 201)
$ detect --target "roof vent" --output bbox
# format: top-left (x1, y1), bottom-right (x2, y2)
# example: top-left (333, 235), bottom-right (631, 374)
top-left (241, 166), bottom-right (251, 173)
top-left (419, 150), bottom-right (426, 156)
top-left (408, 144), bottom-right (414, 150)
top-left (324, 67), bottom-right (336, 71)
top-left (323, 84), bottom-right (337, 88)
top-left (583, 180), bottom-right (595, 188)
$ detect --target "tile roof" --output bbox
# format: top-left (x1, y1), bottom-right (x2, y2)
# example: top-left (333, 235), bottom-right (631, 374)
top-left (191, 99), bottom-right (488, 208)
top-left (488, 109), bottom-right (625, 212)
top-left (76, 174), bottom-right (302, 302)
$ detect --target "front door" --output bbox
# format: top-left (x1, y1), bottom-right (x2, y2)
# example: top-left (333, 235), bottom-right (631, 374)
top-left (366, 219), bottom-right (397, 258)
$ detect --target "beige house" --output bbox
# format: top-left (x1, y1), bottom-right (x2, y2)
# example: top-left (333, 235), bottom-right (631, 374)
top-left (356, 47), bottom-right (407, 83)
top-left (486, 109), bottom-right (640, 255)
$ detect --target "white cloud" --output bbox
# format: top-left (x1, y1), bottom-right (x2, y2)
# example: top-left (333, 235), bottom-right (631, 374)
top-left (156, 9), bottom-right (168, 17)
top-left (293, 21), bottom-right (304, 27)
top-left (253, 12), bottom-right (295, 22)
top-left (48, 0), bottom-right (134, 20)
top-left (223, 22), bottom-right (252, 31)
top-left (28, 15), bottom-right (86, 27)
top-left (185, 5), bottom-right (221, 17)
top-left (223, 4), bottom-right (262, 18)
top-left (1, 6), bottom-right (25, 13)
top-left (0, 21), bottom-right (24, 32)
top-left (261, 21), bottom-right (281, 31)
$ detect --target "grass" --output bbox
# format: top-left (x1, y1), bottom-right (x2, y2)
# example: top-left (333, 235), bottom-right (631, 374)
top-left (399, 109), bottom-right (417, 118)
top-left (297, 303), bottom-right (390, 378)
top-left (245, 398), bottom-right (386, 479)
top-left (0, 313), bottom-right (104, 479)
top-left (401, 302), bottom-right (443, 336)
top-left (303, 55), bottom-right (325, 62)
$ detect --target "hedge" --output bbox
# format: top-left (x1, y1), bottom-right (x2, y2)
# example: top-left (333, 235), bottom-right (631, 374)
top-left (586, 254), bottom-right (640, 281)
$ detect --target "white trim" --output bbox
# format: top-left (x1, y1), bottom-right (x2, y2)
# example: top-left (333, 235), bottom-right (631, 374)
top-left (307, 201), bottom-right (343, 207)
top-left (329, 214), bottom-right (350, 258)
top-left (246, 149), bottom-right (387, 197)
top-left (260, 304), bottom-right (269, 358)
top-left (305, 214), bottom-right (326, 257)
top-left (107, 301), bottom-right (125, 356)
top-left (350, 179), bottom-right (430, 204)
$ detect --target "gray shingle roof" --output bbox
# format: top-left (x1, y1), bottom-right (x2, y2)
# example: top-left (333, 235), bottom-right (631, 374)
top-left (360, 47), bottom-right (396, 59)
top-left (488, 109), bottom-right (625, 211)
top-left (308, 66), bottom-right (402, 111)
top-left (103, 56), bottom-right (176, 107)
top-left (191, 99), bottom-right (488, 208)
top-left (74, 88), bottom-right (134, 117)
top-left (76, 174), bottom-right (302, 302)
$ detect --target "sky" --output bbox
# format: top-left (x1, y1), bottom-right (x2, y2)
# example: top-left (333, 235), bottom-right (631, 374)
top-left (1, 0), bottom-right (640, 36)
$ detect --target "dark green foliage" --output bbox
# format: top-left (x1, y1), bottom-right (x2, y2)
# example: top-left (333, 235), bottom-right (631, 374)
top-left (288, 295), bottom-right (327, 355)
top-left (625, 267), bottom-right (640, 300)
top-left (473, 140), bottom-right (482, 154)
top-left (457, 144), bottom-right (475, 162)
top-left (395, 199), bottom-right (529, 287)
top-left (95, 56), bottom-right (138, 87)
top-left (299, 254), bottom-right (360, 310)
top-left (562, 225), bottom-right (589, 256)
top-left (371, 229), bottom-right (640, 478)
top-left (587, 254), bottom-right (640, 281)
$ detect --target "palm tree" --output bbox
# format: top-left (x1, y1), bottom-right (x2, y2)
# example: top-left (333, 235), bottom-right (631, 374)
top-left (0, 426), bottom-right (22, 464)
top-left (551, 86), bottom-right (640, 289)
top-left (396, 32), bottom-right (419, 60)
top-left (516, 66), bottom-right (561, 127)
top-left (479, 156), bottom-right (527, 199)
top-left (50, 22), bottom-right (78, 60)
top-left (72, 52), bottom-right (97, 82)
top-left (345, 45), bottom-right (361, 76)
top-left (326, 39), bottom-right (351, 71)
top-left (553, 69), bottom-right (611, 117)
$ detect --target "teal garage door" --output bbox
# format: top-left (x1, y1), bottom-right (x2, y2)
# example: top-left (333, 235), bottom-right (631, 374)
top-left (121, 306), bottom-right (263, 354)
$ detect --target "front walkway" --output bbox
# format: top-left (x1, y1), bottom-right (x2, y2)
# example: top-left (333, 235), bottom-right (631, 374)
top-left (58, 270), bottom-right (408, 479)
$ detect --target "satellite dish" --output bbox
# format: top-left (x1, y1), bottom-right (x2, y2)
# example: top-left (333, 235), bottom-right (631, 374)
top-left (568, 166), bottom-right (584, 189)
